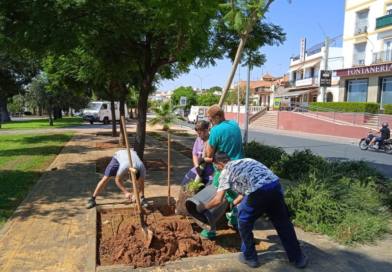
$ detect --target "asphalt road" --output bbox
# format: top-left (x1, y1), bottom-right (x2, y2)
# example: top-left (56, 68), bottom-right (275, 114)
top-left (247, 129), bottom-right (392, 178)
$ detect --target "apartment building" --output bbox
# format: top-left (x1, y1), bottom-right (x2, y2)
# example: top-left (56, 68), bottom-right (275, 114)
top-left (336, 0), bottom-right (392, 108)
top-left (276, 38), bottom-right (343, 108)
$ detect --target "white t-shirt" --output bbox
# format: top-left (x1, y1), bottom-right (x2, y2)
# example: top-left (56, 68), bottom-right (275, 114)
top-left (113, 149), bottom-right (146, 179)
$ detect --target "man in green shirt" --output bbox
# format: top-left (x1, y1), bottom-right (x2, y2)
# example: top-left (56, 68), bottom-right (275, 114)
top-left (198, 105), bottom-right (243, 239)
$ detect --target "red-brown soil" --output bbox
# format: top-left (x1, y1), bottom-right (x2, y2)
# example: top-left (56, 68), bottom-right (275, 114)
top-left (98, 208), bottom-right (222, 268)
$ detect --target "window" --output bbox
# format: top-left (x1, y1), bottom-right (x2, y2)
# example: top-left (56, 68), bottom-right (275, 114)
top-left (355, 10), bottom-right (368, 35)
top-left (380, 77), bottom-right (392, 107)
top-left (102, 104), bottom-right (108, 110)
top-left (353, 42), bottom-right (366, 65)
top-left (387, 4), bottom-right (392, 15)
top-left (384, 39), bottom-right (392, 62)
top-left (346, 79), bottom-right (368, 102)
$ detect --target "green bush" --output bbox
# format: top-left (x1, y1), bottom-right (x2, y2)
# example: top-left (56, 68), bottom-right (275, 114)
top-left (243, 142), bottom-right (391, 244)
top-left (244, 141), bottom-right (284, 168)
top-left (384, 104), bottom-right (392, 115)
top-left (309, 102), bottom-right (380, 113)
top-left (271, 150), bottom-right (327, 181)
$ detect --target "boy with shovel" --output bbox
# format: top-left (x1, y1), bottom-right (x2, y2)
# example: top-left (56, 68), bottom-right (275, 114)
top-left (86, 148), bottom-right (147, 209)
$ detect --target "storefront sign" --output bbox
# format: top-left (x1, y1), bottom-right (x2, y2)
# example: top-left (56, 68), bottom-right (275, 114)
top-left (300, 38), bottom-right (306, 62)
top-left (320, 70), bottom-right (332, 87)
top-left (336, 63), bottom-right (392, 77)
top-left (273, 97), bottom-right (281, 109)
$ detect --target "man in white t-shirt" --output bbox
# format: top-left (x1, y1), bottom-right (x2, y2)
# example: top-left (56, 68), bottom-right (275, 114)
top-left (86, 149), bottom-right (146, 209)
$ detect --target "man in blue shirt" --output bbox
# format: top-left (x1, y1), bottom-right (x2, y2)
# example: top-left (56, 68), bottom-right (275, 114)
top-left (197, 152), bottom-right (308, 269)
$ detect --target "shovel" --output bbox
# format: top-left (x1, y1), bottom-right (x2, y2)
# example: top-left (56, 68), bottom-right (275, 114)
top-left (121, 116), bottom-right (153, 247)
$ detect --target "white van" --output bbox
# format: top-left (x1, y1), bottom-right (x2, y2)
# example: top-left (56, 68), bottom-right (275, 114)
top-left (187, 106), bottom-right (209, 124)
top-left (82, 101), bottom-right (129, 124)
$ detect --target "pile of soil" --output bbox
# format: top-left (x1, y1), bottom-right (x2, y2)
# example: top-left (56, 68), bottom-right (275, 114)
top-left (100, 215), bottom-right (217, 268)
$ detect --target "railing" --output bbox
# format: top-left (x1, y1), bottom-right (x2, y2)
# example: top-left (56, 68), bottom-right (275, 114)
top-left (295, 78), bottom-right (315, 87)
top-left (372, 50), bottom-right (392, 64)
top-left (282, 102), bottom-right (389, 130)
top-left (249, 107), bottom-right (267, 124)
top-left (376, 13), bottom-right (392, 29)
top-left (223, 105), bottom-right (264, 114)
top-left (354, 24), bottom-right (367, 35)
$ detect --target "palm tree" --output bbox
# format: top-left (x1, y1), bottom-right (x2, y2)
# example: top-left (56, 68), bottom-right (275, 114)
top-left (149, 101), bottom-right (183, 206)
top-left (148, 101), bottom-right (181, 131)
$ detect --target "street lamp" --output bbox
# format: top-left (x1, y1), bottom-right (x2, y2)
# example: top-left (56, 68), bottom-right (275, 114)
top-left (192, 74), bottom-right (203, 91)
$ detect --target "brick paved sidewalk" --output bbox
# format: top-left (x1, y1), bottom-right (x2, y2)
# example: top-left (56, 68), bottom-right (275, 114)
top-left (0, 126), bottom-right (391, 272)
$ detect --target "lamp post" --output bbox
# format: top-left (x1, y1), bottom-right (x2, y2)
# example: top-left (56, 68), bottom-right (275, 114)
top-left (192, 74), bottom-right (203, 92)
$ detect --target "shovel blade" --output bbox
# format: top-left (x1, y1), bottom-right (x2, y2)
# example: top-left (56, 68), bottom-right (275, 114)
top-left (143, 227), bottom-right (154, 248)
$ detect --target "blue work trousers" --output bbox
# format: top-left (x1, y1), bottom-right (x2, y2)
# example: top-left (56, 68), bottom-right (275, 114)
top-left (237, 183), bottom-right (302, 263)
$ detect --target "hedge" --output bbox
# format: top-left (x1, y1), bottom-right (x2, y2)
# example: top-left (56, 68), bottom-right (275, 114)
top-left (309, 102), bottom-right (380, 114)
top-left (244, 141), bottom-right (392, 245)
top-left (384, 104), bottom-right (392, 115)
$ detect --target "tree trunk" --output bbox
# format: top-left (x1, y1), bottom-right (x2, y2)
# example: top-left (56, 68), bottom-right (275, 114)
top-left (135, 85), bottom-right (149, 160)
top-left (110, 99), bottom-right (117, 137)
top-left (53, 107), bottom-right (62, 119)
top-left (119, 86), bottom-right (127, 147)
top-left (0, 97), bottom-right (11, 123)
top-left (48, 107), bottom-right (53, 126)
top-left (38, 106), bottom-right (43, 116)
top-left (218, 36), bottom-right (248, 107)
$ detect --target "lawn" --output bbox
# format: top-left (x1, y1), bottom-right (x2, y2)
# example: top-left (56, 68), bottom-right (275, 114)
top-left (1, 117), bottom-right (83, 129)
top-left (0, 133), bottom-right (73, 228)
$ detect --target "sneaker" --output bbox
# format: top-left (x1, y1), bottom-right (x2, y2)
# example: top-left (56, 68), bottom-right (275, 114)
top-left (140, 197), bottom-right (148, 208)
top-left (200, 229), bottom-right (216, 240)
top-left (86, 197), bottom-right (96, 209)
top-left (293, 254), bottom-right (309, 269)
top-left (238, 253), bottom-right (260, 268)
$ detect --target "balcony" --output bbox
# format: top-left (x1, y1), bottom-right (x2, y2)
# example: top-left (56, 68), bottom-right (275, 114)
top-left (354, 25), bottom-right (367, 35)
top-left (376, 14), bottom-right (392, 29)
top-left (295, 78), bottom-right (315, 87)
top-left (372, 50), bottom-right (392, 64)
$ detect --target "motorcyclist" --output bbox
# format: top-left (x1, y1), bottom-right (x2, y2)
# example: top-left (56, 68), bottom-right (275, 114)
top-left (369, 122), bottom-right (390, 148)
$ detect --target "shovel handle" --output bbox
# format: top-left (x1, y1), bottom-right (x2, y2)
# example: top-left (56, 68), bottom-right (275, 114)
top-left (120, 117), bottom-right (143, 216)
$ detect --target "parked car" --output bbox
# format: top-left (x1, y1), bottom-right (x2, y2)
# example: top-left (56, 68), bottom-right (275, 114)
top-left (82, 101), bottom-right (129, 124)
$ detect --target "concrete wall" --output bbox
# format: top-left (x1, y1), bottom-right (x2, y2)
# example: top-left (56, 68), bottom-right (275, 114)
top-left (277, 111), bottom-right (370, 138)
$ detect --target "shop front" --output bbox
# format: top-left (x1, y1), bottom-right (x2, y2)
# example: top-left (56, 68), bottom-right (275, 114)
top-left (336, 63), bottom-right (392, 109)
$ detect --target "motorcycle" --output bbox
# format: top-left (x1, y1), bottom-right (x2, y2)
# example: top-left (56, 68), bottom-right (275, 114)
top-left (359, 132), bottom-right (392, 154)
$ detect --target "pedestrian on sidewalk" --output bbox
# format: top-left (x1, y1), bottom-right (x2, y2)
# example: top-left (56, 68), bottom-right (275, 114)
top-left (196, 152), bottom-right (308, 269)
top-left (199, 104), bottom-right (244, 239)
top-left (86, 148), bottom-right (147, 209)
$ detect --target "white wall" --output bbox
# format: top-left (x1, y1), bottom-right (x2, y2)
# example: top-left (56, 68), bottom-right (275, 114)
top-left (343, 0), bottom-right (391, 68)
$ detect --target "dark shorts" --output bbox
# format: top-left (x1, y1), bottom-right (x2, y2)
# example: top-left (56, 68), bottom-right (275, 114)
top-left (104, 157), bottom-right (120, 177)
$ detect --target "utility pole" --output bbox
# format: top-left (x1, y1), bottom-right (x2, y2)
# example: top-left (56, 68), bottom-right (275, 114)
top-left (243, 61), bottom-right (250, 145)
top-left (321, 36), bottom-right (329, 102)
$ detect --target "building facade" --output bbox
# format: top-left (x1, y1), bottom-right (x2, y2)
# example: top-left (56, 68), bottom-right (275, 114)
top-left (336, 0), bottom-right (392, 109)
top-left (280, 38), bottom-right (343, 108)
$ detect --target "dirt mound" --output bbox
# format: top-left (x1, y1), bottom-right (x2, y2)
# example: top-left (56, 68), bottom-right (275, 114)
top-left (100, 217), bottom-right (217, 268)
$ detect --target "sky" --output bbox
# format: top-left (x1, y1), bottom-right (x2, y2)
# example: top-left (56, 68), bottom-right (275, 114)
top-left (158, 0), bottom-right (345, 92)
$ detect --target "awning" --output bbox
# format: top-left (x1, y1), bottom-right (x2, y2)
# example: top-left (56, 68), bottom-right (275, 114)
top-left (275, 89), bottom-right (317, 98)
